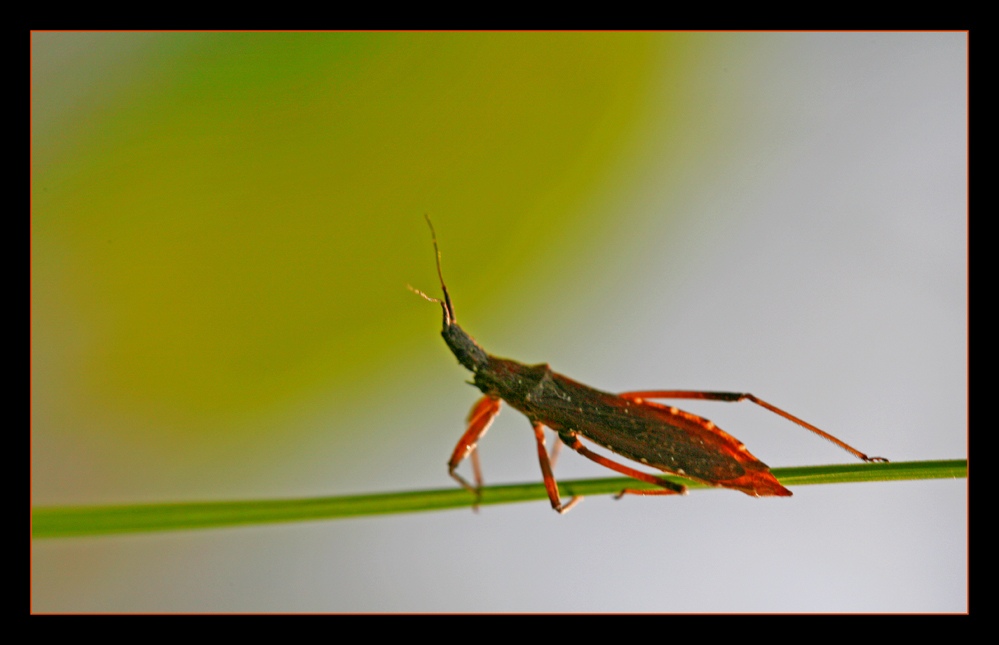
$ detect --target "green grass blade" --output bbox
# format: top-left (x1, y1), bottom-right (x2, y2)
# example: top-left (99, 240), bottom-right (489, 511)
top-left (32, 459), bottom-right (965, 539)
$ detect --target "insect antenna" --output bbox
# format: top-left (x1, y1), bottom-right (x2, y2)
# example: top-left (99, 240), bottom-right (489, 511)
top-left (407, 214), bottom-right (456, 327)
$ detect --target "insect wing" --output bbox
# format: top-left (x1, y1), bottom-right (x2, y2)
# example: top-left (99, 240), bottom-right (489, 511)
top-left (541, 375), bottom-right (791, 496)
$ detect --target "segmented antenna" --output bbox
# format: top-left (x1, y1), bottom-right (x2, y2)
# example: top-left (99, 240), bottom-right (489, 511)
top-left (407, 214), bottom-right (456, 327)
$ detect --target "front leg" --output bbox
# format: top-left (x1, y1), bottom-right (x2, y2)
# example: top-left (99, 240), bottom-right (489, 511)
top-left (448, 396), bottom-right (502, 509)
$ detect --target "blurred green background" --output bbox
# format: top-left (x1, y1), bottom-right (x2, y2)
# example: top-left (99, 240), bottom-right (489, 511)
top-left (33, 32), bottom-right (683, 456)
top-left (32, 32), bottom-right (965, 612)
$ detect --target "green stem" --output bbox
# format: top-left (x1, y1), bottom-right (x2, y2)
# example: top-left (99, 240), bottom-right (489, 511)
top-left (32, 459), bottom-right (965, 539)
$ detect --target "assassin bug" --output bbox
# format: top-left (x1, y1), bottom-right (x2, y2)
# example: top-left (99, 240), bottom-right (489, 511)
top-left (410, 216), bottom-right (887, 513)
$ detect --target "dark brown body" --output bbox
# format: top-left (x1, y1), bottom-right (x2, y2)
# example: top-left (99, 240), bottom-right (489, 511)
top-left (438, 317), bottom-right (793, 504)
top-left (458, 333), bottom-right (793, 498)
top-left (472, 356), bottom-right (790, 496)
top-left (415, 215), bottom-right (883, 512)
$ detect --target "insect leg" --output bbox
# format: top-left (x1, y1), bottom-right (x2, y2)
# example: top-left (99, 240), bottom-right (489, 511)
top-left (532, 424), bottom-right (582, 514)
top-left (470, 447), bottom-right (484, 495)
top-left (614, 487), bottom-right (690, 499)
top-left (558, 432), bottom-right (687, 498)
top-left (448, 396), bottom-right (502, 507)
top-left (618, 390), bottom-right (887, 462)
top-left (548, 431), bottom-right (563, 469)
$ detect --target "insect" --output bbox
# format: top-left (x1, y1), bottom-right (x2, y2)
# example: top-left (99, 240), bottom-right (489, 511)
top-left (410, 216), bottom-right (887, 513)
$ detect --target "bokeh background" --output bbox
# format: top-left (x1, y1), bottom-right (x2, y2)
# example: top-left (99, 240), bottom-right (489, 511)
top-left (32, 32), bottom-right (966, 612)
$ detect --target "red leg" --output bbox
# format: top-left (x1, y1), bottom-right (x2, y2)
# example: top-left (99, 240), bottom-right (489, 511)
top-left (470, 446), bottom-right (484, 492)
top-left (548, 430), bottom-right (563, 470)
top-left (448, 396), bottom-right (502, 507)
top-left (558, 432), bottom-right (686, 497)
top-left (533, 424), bottom-right (582, 514)
top-left (614, 488), bottom-right (689, 499)
top-left (618, 390), bottom-right (888, 463)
